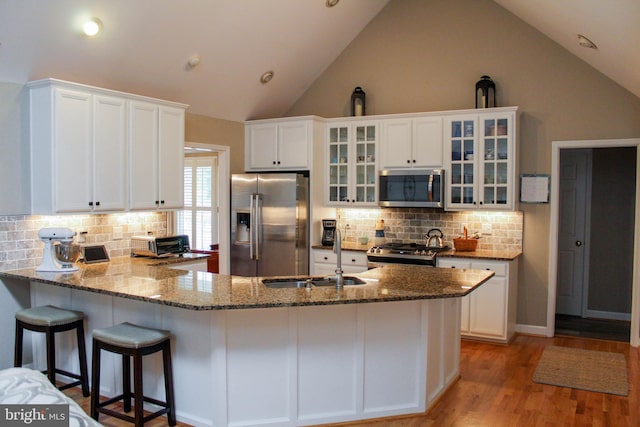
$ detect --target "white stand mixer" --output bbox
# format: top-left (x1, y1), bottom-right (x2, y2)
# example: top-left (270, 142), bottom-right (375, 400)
top-left (36, 227), bottom-right (79, 272)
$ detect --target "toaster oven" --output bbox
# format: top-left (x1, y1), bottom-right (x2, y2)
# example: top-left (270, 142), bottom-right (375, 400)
top-left (130, 235), bottom-right (190, 258)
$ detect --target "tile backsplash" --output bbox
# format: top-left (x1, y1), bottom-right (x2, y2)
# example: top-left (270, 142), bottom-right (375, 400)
top-left (0, 212), bottom-right (167, 272)
top-left (336, 208), bottom-right (523, 251)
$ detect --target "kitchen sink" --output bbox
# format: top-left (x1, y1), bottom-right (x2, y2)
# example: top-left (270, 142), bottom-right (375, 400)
top-left (262, 276), bottom-right (366, 288)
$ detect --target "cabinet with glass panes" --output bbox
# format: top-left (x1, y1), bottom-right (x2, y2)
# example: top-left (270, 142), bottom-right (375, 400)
top-left (326, 121), bottom-right (378, 206)
top-left (444, 107), bottom-right (517, 211)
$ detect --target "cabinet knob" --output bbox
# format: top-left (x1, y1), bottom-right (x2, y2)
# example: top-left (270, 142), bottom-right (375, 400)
top-left (450, 266), bottom-right (456, 268)
top-left (95, 201), bottom-right (100, 206)
top-left (273, 161), bottom-right (277, 165)
top-left (88, 202), bottom-right (93, 207)
top-left (277, 161), bottom-right (281, 165)
top-left (155, 200), bottom-right (160, 205)
top-left (412, 159), bottom-right (416, 163)
top-left (407, 160), bottom-right (411, 164)
top-left (351, 259), bottom-right (356, 263)
top-left (323, 256), bottom-right (328, 260)
top-left (160, 200), bottom-right (165, 204)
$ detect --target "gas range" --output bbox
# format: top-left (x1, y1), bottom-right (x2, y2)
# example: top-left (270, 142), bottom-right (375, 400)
top-left (367, 242), bottom-right (450, 267)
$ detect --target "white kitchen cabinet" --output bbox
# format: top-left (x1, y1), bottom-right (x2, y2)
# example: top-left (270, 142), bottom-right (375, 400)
top-left (245, 118), bottom-right (318, 171)
top-left (380, 116), bottom-right (443, 169)
top-left (437, 257), bottom-right (518, 343)
top-left (129, 101), bottom-right (185, 210)
top-left (312, 249), bottom-right (368, 275)
top-left (443, 107), bottom-right (517, 211)
top-left (29, 81), bottom-right (127, 214)
top-left (325, 121), bottom-right (378, 206)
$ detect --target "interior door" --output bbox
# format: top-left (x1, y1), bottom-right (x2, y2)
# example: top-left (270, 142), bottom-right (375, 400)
top-left (556, 149), bottom-right (590, 316)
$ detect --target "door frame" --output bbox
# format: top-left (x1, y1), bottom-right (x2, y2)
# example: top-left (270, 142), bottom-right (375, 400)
top-left (547, 138), bottom-right (640, 347)
top-left (184, 142), bottom-right (231, 274)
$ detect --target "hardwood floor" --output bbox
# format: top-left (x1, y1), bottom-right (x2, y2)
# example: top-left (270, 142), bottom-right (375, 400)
top-left (67, 334), bottom-right (639, 427)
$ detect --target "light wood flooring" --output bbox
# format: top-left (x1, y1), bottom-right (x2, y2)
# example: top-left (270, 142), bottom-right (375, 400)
top-left (67, 334), bottom-right (639, 427)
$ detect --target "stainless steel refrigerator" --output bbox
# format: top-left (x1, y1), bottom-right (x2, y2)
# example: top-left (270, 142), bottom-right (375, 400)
top-left (230, 173), bottom-right (309, 277)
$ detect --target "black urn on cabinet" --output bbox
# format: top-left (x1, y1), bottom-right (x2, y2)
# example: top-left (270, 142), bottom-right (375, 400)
top-left (351, 87), bottom-right (366, 116)
top-left (475, 75), bottom-right (496, 108)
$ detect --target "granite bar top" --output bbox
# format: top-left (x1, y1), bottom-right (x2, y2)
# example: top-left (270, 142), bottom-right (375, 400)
top-left (312, 244), bottom-right (522, 261)
top-left (0, 256), bottom-right (494, 311)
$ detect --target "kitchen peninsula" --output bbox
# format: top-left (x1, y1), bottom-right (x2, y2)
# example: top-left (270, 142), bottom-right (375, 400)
top-left (0, 258), bottom-right (493, 427)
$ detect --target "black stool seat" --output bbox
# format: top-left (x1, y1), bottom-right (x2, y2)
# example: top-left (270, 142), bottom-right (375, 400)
top-left (14, 305), bottom-right (89, 396)
top-left (91, 322), bottom-right (176, 426)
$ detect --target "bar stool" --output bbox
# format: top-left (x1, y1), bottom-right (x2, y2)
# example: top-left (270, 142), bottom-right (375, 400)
top-left (14, 305), bottom-right (90, 396)
top-left (91, 322), bottom-right (176, 426)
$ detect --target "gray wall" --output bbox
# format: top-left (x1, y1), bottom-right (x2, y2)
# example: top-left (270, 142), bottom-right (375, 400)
top-left (588, 147), bottom-right (635, 314)
top-left (284, 0), bottom-right (640, 327)
top-left (0, 83), bottom-right (30, 215)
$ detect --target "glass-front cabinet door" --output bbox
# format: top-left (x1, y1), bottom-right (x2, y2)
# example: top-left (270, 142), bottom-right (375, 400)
top-left (354, 124), bottom-right (377, 204)
top-left (328, 125), bottom-right (349, 203)
top-left (326, 121), bottom-right (378, 206)
top-left (445, 108), bottom-right (517, 211)
top-left (447, 116), bottom-right (478, 210)
top-left (480, 117), bottom-right (511, 207)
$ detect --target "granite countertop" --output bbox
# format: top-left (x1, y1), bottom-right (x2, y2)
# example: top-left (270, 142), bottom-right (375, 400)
top-left (312, 244), bottom-right (522, 261)
top-left (0, 256), bottom-right (493, 311)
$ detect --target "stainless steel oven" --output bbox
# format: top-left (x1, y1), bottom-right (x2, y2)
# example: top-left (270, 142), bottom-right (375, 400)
top-left (366, 242), bottom-right (449, 268)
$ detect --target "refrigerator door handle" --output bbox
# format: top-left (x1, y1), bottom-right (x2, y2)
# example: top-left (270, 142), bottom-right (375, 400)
top-left (249, 194), bottom-right (256, 260)
top-left (254, 194), bottom-right (262, 260)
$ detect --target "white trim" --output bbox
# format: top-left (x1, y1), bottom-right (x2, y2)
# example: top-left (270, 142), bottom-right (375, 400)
top-left (548, 138), bottom-right (640, 347)
top-left (515, 323), bottom-right (547, 337)
top-left (184, 142), bottom-right (231, 275)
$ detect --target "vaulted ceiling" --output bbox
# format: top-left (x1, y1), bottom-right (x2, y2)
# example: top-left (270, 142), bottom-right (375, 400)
top-left (0, 0), bottom-right (637, 122)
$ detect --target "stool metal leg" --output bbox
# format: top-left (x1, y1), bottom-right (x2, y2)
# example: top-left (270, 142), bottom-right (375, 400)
top-left (76, 321), bottom-right (90, 397)
top-left (163, 342), bottom-right (177, 426)
top-left (90, 339), bottom-right (101, 421)
top-left (45, 328), bottom-right (56, 386)
top-left (14, 320), bottom-right (24, 367)
top-left (123, 354), bottom-right (131, 413)
top-left (133, 352), bottom-right (144, 427)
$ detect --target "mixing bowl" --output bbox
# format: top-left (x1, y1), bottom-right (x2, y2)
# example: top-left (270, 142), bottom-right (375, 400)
top-left (54, 243), bottom-right (83, 267)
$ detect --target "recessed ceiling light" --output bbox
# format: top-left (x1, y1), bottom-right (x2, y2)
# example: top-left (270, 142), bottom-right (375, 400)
top-left (82, 17), bottom-right (103, 37)
top-left (187, 55), bottom-right (201, 69)
top-left (577, 34), bottom-right (597, 50)
top-left (260, 71), bottom-right (274, 84)
top-left (326, 0), bottom-right (339, 7)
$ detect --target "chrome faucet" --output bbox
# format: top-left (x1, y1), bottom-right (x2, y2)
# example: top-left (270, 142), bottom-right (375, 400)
top-left (333, 227), bottom-right (343, 289)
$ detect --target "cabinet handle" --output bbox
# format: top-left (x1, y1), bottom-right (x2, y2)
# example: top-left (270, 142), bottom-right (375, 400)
top-left (88, 202), bottom-right (93, 207)
top-left (155, 200), bottom-right (160, 205)
top-left (160, 200), bottom-right (165, 204)
top-left (450, 266), bottom-right (456, 268)
top-left (351, 259), bottom-right (356, 263)
top-left (95, 201), bottom-right (100, 206)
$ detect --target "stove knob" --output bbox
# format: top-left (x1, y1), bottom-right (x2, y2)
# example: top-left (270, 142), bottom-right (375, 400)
top-left (421, 250), bottom-right (427, 256)
top-left (377, 248), bottom-right (382, 254)
top-left (414, 250), bottom-right (420, 255)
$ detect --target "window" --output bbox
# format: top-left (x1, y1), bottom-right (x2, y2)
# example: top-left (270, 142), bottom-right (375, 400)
top-left (175, 155), bottom-right (218, 249)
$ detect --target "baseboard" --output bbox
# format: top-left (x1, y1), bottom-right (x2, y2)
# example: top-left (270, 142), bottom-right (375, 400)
top-left (515, 323), bottom-right (549, 337)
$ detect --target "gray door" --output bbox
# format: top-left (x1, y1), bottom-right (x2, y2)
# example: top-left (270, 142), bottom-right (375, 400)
top-left (556, 149), bottom-right (590, 316)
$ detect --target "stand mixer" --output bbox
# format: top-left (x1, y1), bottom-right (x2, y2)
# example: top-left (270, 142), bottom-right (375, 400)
top-left (36, 227), bottom-right (80, 272)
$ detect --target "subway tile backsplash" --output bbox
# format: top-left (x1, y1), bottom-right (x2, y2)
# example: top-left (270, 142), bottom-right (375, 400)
top-left (0, 212), bottom-right (167, 272)
top-left (336, 208), bottom-right (523, 251)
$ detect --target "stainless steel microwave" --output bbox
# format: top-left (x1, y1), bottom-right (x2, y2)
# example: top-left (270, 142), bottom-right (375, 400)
top-left (378, 169), bottom-right (444, 208)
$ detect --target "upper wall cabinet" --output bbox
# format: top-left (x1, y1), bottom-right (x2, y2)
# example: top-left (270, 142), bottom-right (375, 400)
top-left (325, 120), bottom-right (378, 206)
top-left (28, 78), bottom-right (187, 214)
top-left (443, 107), bottom-right (518, 211)
top-left (129, 101), bottom-right (185, 210)
top-left (379, 116), bottom-right (443, 169)
top-left (29, 81), bottom-right (127, 214)
top-left (245, 118), bottom-right (322, 171)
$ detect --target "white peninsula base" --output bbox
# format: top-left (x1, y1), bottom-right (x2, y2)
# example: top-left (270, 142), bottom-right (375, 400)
top-left (28, 281), bottom-right (461, 427)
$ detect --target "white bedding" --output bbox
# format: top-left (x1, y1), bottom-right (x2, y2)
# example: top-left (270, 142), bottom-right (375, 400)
top-left (0, 367), bottom-right (102, 427)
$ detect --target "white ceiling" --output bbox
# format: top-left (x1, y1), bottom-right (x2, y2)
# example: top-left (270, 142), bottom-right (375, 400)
top-left (0, 0), bottom-right (638, 122)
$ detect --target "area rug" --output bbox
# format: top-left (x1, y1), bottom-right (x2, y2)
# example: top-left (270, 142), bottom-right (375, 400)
top-left (533, 345), bottom-right (629, 396)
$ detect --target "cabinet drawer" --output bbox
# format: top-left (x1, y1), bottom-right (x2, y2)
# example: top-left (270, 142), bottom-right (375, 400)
top-left (313, 251), bottom-right (368, 266)
top-left (471, 261), bottom-right (507, 277)
top-left (437, 259), bottom-right (471, 269)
